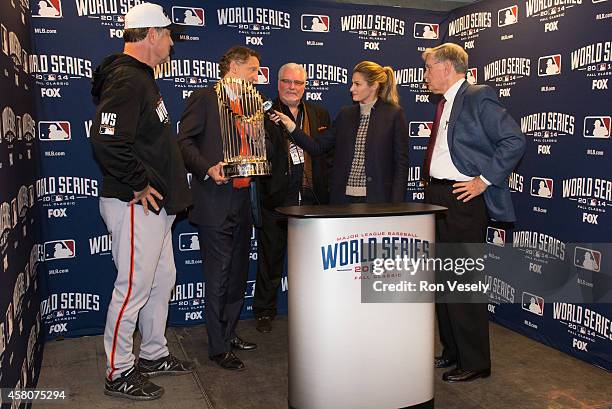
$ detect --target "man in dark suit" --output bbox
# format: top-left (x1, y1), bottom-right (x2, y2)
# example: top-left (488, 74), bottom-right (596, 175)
top-left (177, 46), bottom-right (261, 371)
top-left (421, 43), bottom-right (526, 382)
top-left (254, 63), bottom-right (331, 333)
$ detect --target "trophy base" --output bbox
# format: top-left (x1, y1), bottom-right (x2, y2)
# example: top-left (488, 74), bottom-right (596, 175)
top-left (224, 161), bottom-right (271, 177)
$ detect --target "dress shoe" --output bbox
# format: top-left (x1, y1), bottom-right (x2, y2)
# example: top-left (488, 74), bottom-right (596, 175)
top-left (434, 356), bottom-right (456, 368)
top-left (209, 351), bottom-right (245, 371)
top-left (256, 316), bottom-right (272, 333)
top-left (442, 368), bottom-right (491, 382)
top-left (230, 336), bottom-right (257, 351)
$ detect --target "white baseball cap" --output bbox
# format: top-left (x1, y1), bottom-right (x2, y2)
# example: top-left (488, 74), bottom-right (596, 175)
top-left (124, 3), bottom-right (172, 29)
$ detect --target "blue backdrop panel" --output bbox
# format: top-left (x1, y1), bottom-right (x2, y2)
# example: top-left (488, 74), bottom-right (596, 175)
top-left (30, 0), bottom-right (444, 337)
top-left (0, 0), bottom-right (45, 400)
top-left (28, 0), bottom-right (610, 372)
top-left (444, 0), bottom-right (612, 370)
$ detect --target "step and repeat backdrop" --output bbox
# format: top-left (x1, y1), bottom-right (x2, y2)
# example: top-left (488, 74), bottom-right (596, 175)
top-left (442, 0), bottom-right (612, 370)
top-left (1, 0), bottom-right (45, 398)
top-left (20, 0), bottom-right (612, 373)
top-left (28, 0), bottom-right (444, 338)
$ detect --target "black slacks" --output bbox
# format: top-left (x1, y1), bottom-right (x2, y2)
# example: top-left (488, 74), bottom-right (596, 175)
top-left (253, 207), bottom-right (287, 318)
top-left (198, 188), bottom-right (251, 357)
top-left (426, 181), bottom-right (491, 372)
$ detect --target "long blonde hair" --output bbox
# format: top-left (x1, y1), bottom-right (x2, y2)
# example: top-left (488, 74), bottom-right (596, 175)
top-left (353, 61), bottom-right (399, 106)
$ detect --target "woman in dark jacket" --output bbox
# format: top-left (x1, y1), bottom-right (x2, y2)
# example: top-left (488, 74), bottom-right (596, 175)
top-left (271, 61), bottom-right (409, 204)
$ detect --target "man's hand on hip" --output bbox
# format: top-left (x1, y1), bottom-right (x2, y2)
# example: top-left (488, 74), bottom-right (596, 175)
top-left (129, 185), bottom-right (163, 215)
top-left (452, 177), bottom-right (488, 202)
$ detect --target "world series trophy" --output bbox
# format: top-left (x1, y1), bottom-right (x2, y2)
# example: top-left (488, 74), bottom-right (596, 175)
top-left (215, 77), bottom-right (271, 177)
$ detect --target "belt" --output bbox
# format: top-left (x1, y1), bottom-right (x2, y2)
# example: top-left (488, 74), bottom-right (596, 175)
top-left (429, 177), bottom-right (457, 186)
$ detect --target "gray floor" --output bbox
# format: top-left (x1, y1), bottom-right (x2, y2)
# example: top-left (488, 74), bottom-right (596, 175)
top-left (36, 318), bottom-right (612, 409)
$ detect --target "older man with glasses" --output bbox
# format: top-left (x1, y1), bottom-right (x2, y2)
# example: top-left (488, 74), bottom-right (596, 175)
top-left (254, 63), bottom-right (332, 333)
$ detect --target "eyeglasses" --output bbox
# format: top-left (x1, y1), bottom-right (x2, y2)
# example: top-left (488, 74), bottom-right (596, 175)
top-left (280, 79), bottom-right (306, 86)
top-left (424, 61), bottom-right (443, 72)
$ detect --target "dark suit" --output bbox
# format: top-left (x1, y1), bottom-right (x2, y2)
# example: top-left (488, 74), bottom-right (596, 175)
top-left (289, 99), bottom-right (409, 204)
top-left (177, 86), bottom-right (252, 357)
top-left (254, 99), bottom-right (331, 318)
top-left (425, 81), bottom-right (525, 372)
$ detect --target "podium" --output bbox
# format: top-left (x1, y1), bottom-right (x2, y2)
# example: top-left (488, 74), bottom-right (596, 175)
top-left (277, 203), bottom-right (446, 409)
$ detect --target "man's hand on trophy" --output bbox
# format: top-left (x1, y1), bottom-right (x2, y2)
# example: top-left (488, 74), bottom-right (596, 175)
top-left (208, 162), bottom-right (229, 185)
top-left (270, 110), bottom-right (296, 133)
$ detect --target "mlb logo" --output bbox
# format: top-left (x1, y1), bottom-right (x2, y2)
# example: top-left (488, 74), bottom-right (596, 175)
top-left (498, 5), bottom-right (518, 27)
top-left (44, 74), bottom-right (57, 81)
top-left (538, 55), bottom-right (561, 76)
top-left (522, 292), bottom-right (544, 316)
top-left (583, 116), bottom-right (611, 138)
top-left (467, 68), bottom-right (477, 84)
top-left (310, 79), bottom-right (320, 87)
top-left (301, 14), bottom-right (329, 32)
top-left (44, 239), bottom-right (75, 261)
top-left (530, 177), bottom-right (553, 198)
top-left (257, 67), bottom-right (269, 85)
top-left (33, 0), bottom-right (62, 18)
top-left (113, 15), bottom-right (124, 23)
top-left (413, 23), bottom-right (439, 39)
top-left (574, 247), bottom-right (601, 272)
top-left (179, 233), bottom-right (200, 251)
top-left (172, 6), bottom-right (205, 26)
top-left (486, 227), bottom-right (506, 247)
top-left (408, 121), bottom-right (433, 137)
top-left (38, 121), bottom-right (71, 141)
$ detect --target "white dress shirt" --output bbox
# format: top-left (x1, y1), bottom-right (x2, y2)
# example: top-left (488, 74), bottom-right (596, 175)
top-left (429, 78), bottom-right (472, 182)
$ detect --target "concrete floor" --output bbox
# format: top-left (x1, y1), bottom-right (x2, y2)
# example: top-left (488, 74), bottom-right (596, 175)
top-left (35, 318), bottom-right (612, 409)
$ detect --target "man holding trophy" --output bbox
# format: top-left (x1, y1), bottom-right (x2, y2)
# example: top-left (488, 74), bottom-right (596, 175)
top-left (177, 46), bottom-right (268, 371)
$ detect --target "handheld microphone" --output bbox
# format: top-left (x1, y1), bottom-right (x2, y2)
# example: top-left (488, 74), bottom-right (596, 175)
top-left (262, 100), bottom-right (274, 113)
top-left (263, 99), bottom-right (289, 132)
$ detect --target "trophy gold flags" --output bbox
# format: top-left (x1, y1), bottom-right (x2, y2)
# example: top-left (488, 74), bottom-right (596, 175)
top-left (215, 77), bottom-right (271, 177)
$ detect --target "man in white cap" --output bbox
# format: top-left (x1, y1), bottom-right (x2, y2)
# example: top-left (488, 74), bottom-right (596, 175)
top-left (90, 2), bottom-right (193, 400)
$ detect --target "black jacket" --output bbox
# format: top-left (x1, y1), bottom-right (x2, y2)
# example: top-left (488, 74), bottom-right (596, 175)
top-left (90, 53), bottom-right (191, 215)
top-left (289, 99), bottom-right (409, 204)
top-left (261, 98), bottom-right (331, 208)
top-left (177, 86), bottom-right (234, 227)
